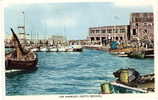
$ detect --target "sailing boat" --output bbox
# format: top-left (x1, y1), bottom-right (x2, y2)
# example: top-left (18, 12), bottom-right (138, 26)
top-left (5, 28), bottom-right (38, 70)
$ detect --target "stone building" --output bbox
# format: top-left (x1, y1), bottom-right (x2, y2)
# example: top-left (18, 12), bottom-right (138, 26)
top-left (129, 12), bottom-right (154, 41)
top-left (87, 12), bottom-right (154, 47)
top-left (68, 40), bottom-right (89, 46)
top-left (48, 35), bottom-right (67, 46)
top-left (87, 25), bottom-right (130, 45)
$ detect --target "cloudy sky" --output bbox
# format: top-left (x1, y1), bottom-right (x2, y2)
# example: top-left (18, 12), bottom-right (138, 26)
top-left (4, 1), bottom-right (153, 40)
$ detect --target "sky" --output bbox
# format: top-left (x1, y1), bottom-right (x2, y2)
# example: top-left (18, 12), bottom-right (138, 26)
top-left (4, 2), bottom-right (153, 40)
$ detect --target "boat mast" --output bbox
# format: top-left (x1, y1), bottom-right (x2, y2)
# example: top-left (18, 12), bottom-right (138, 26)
top-left (22, 11), bottom-right (26, 38)
top-left (11, 28), bottom-right (25, 59)
top-left (17, 11), bottom-right (26, 44)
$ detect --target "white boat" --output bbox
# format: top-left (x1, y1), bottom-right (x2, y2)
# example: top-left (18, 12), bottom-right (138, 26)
top-left (31, 48), bottom-right (39, 52)
top-left (67, 48), bottom-right (74, 52)
top-left (49, 47), bottom-right (58, 52)
top-left (70, 45), bottom-right (83, 52)
top-left (58, 47), bottom-right (66, 52)
top-left (40, 47), bottom-right (48, 52)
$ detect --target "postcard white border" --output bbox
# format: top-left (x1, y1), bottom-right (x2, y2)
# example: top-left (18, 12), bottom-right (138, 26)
top-left (0, 0), bottom-right (158, 100)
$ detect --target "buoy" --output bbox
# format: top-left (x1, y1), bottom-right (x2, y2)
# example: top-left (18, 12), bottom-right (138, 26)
top-left (120, 69), bottom-right (129, 84)
top-left (100, 82), bottom-right (112, 94)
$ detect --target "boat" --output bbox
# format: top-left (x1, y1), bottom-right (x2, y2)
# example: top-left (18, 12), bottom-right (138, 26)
top-left (128, 48), bottom-right (154, 59)
top-left (31, 48), bottom-right (40, 52)
top-left (101, 68), bottom-right (154, 94)
top-left (128, 51), bottom-right (145, 59)
top-left (66, 46), bottom-right (74, 52)
top-left (48, 47), bottom-right (58, 52)
top-left (70, 45), bottom-right (83, 52)
top-left (144, 48), bottom-right (154, 58)
top-left (58, 47), bottom-right (66, 52)
top-left (40, 47), bottom-right (48, 52)
top-left (5, 28), bottom-right (38, 71)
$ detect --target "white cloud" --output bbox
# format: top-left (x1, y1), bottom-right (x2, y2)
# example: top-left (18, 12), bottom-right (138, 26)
top-left (42, 17), bottom-right (77, 28)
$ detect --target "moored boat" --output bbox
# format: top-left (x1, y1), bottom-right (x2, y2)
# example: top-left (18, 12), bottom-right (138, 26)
top-left (58, 47), bottom-right (67, 52)
top-left (48, 47), bottom-right (58, 52)
top-left (40, 47), bottom-right (48, 52)
top-left (31, 48), bottom-right (40, 52)
top-left (70, 45), bottom-right (83, 52)
top-left (100, 68), bottom-right (154, 94)
top-left (66, 46), bottom-right (74, 52)
top-left (5, 28), bottom-right (38, 71)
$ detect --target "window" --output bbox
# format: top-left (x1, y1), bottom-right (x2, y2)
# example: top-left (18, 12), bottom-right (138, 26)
top-left (90, 30), bottom-right (95, 33)
top-left (135, 18), bottom-right (142, 22)
top-left (135, 18), bottom-right (139, 22)
top-left (96, 30), bottom-right (100, 33)
top-left (114, 29), bottom-right (118, 33)
top-left (144, 23), bottom-right (147, 26)
top-left (136, 23), bottom-right (138, 27)
top-left (144, 29), bottom-right (147, 33)
top-left (133, 29), bottom-right (137, 35)
top-left (107, 29), bottom-right (112, 33)
top-left (96, 37), bottom-right (100, 40)
top-left (91, 37), bottom-right (94, 41)
top-left (116, 37), bottom-right (118, 40)
top-left (113, 29), bottom-right (115, 32)
top-left (148, 23), bottom-right (153, 26)
top-left (102, 30), bottom-right (106, 33)
top-left (120, 37), bottom-right (123, 40)
top-left (120, 29), bottom-right (126, 33)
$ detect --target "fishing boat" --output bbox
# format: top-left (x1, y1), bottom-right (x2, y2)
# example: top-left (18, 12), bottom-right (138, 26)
top-left (5, 28), bottom-right (38, 70)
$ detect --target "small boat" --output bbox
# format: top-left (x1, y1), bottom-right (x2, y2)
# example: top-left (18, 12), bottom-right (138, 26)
top-left (48, 47), bottom-right (58, 52)
top-left (40, 47), bottom-right (48, 52)
top-left (58, 47), bottom-right (66, 52)
top-left (128, 51), bottom-right (145, 59)
top-left (31, 48), bottom-right (39, 52)
top-left (100, 68), bottom-right (154, 94)
top-left (70, 45), bottom-right (83, 52)
top-left (5, 28), bottom-right (38, 71)
top-left (66, 47), bottom-right (74, 52)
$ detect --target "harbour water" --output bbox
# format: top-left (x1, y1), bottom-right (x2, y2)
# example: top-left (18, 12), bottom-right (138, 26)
top-left (6, 49), bottom-right (154, 95)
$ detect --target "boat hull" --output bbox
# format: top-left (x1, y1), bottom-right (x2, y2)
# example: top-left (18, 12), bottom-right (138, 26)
top-left (5, 58), bottom-right (38, 70)
top-left (73, 48), bottom-right (83, 52)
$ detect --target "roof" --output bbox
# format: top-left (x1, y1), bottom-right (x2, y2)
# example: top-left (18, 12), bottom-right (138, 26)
top-left (89, 25), bottom-right (129, 29)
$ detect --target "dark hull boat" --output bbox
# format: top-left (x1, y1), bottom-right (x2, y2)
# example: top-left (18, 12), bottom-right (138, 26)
top-left (5, 28), bottom-right (38, 71)
top-left (5, 52), bottom-right (38, 70)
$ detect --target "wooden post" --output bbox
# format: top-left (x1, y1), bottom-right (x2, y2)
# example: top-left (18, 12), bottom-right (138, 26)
top-left (120, 69), bottom-right (129, 84)
top-left (100, 82), bottom-right (112, 94)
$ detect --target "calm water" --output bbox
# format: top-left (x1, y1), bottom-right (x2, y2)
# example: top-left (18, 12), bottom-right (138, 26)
top-left (6, 49), bottom-right (154, 95)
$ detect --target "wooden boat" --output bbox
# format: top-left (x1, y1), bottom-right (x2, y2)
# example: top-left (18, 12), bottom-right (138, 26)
top-left (127, 48), bottom-right (154, 59)
top-left (109, 47), bottom-right (137, 54)
top-left (128, 51), bottom-right (145, 59)
top-left (5, 28), bottom-right (38, 70)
